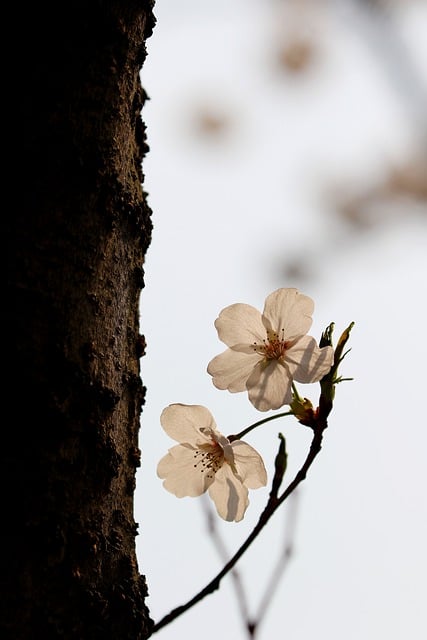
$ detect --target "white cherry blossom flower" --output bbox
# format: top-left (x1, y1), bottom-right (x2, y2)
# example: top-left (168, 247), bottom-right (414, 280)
top-left (157, 404), bottom-right (267, 522)
top-left (207, 288), bottom-right (334, 412)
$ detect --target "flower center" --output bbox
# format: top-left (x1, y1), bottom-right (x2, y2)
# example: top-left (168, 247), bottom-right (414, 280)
top-left (193, 441), bottom-right (224, 479)
top-left (253, 328), bottom-right (289, 361)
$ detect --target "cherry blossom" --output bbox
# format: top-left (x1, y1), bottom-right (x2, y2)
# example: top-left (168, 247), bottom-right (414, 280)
top-left (207, 288), bottom-right (334, 411)
top-left (157, 404), bottom-right (267, 522)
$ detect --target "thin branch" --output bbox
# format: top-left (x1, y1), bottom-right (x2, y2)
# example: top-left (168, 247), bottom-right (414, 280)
top-left (202, 466), bottom-right (300, 639)
top-left (228, 411), bottom-right (293, 442)
top-left (151, 424), bottom-right (325, 634)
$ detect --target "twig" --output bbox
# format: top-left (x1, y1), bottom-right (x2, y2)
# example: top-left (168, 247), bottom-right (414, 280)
top-left (151, 424), bottom-right (325, 634)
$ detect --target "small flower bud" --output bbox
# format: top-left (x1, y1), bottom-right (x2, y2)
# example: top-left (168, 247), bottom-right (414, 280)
top-left (290, 395), bottom-right (316, 427)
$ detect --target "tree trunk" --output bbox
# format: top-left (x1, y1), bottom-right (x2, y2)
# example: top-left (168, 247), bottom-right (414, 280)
top-left (5, 2), bottom-right (155, 638)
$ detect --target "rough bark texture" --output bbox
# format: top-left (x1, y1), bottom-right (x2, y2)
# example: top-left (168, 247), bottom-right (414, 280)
top-left (5, 2), bottom-right (156, 638)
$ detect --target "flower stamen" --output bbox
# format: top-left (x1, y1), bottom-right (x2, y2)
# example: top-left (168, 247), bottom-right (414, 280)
top-left (193, 443), bottom-right (223, 478)
top-left (253, 328), bottom-right (289, 361)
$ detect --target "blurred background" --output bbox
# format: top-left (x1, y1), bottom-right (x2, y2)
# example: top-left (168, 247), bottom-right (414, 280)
top-left (136, 1), bottom-right (427, 638)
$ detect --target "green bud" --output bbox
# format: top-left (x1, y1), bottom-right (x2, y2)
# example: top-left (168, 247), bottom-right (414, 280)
top-left (319, 322), bottom-right (335, 349)
top-left (319, 321), bottom-right (354, 420)
top-left (270, 433), bottom-right (287, 498)
top-left (290, 394), bottom-right (316, 427)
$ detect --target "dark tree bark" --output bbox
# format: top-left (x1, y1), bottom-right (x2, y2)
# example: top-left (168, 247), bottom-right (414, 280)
top-left (5, 2), bottom-right (156, 638)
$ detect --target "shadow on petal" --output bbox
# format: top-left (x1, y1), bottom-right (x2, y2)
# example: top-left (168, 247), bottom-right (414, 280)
top-left (288, 337), bottom-right (333, 383)
top-left (225, 477), bottom-right (240, 522)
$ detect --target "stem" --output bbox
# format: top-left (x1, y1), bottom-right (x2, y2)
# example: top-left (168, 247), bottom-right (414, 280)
top-left (151, 423), bottom-right (326, 634)
top-left (228, 411), bottom-right (293, 442)
top-left (291, 382), bottom-right (300, 399)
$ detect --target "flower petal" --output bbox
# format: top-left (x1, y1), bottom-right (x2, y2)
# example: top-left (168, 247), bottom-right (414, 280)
top-left (157, 444), bottom-right (214, 497)
top-left (246, 360), bottom-right (293, 411)
top-left (231, 440), bottom-right (267, 488)
top-left (285, 336), bottom-right (334, 383)
top-left (214, 303), bottom-right (265, 347)
top-left (262, 288), bottom-right (314, 340)
top-left (208, 464), bottom-right (249, 522)
top-left (207, 348), bottom-right (260, 392)
top-left (160, 404), bottom-right (217, 444)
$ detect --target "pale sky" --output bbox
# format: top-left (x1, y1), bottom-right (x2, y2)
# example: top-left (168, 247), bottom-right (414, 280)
top-left (136, 2), bottom-right (427, 639)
